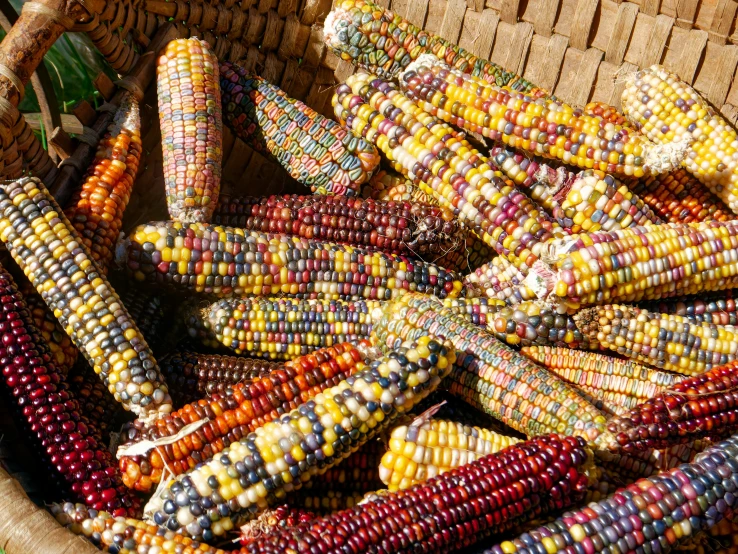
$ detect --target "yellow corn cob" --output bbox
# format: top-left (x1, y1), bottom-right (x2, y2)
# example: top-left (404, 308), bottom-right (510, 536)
top-left (64, 92), bottom-right (141, 272)
top-left (622, 65), bottom-right (738, 214)
top-left (158, 38), bottom-right (222, 223)
top-left (521, 345), bottom-right (685, 416)
top-left (379, 418), bottom-right (520, 491)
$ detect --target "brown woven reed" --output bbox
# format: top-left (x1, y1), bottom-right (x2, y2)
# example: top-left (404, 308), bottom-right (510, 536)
top-left (0, 0), bottom-right (737, 552)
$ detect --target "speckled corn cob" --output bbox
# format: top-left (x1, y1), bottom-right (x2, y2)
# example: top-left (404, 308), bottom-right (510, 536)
top-left (531, 220), bottom-right (738, 313)
top-left (401, 56), bottom-right (683, 178)
top-left (333, 74), bottom-right (562, 273)
top-left (628, 169), bottom-right (734, 223)
top-left (118, 220), bottom-right (463, 300)
top-left (639, 291), bottom-right (738, 326)
top-left (521, 346), bottom-right (684, 416)
top-left (379, 418), bottom-right (520, 491)
top-left (324, 0), bottom-right (544, 94)
top-left (243, 434), bottom-right (593, 553)
top-left (119, 342), bottom-right (369, 493)
top-left (487, 436), bottom-right (738, 554)
top-left (554, 170), bottom-right (663, 233)
top-left (146, 336), bottom-right (455, 540)
top-left (220, 62), bottom-right (378, 196)
top-left (194, 297), bottom-right (380, 358)
top-left (0, 176), bottom-right (172, 417)
top-left (64, 92), bottom-right (141, 271)
top-left (19, 279), bottom-right (78, 374)
top-left (575, 304), bottom-right (738, 375)
top-left (160, 350), bottom-right (279, 405)
top-left (372, 293), bottom-right (609, 441)
top-left (464, 257), bottom-right (538, 305)
top-left (0, 266), bottom-right (140, 516)
top-left (210, 194), bottom-right (464, 263)
top-left (158, 38), bottom-right (222, 223)
top-left (622, 65), bottom-right (738, 214)
top-left (53, 503), bottom-right (226, 554)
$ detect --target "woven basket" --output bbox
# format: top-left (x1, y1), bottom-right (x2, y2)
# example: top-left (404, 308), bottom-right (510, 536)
top-left (0, 0), bottom-right (737, 552)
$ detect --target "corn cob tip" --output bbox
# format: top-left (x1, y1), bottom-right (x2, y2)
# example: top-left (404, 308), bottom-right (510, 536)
top-left (323, 9), bottom-right (345, 48)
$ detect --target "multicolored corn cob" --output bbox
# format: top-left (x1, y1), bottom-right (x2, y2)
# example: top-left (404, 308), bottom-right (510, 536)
top-left (333, 74), bottom-right (562, 272)
top-left (118, 220), bottom-right (463, 300)
top-left (0, 266), bottom-right (139, 517)
top-left (639, 291), bottom-right (738, 326)
top-left (118, 342), bottom-right (370, 493)
top-left (584, 101), bottom-right (631, 127)
top-left (243, 435), bottom-right (593, 553)
top-left (604, 360), bottom-right (738, 453)
top-left (146, 336), bottom-right (455, 540)
top-left (194, 297), bottom-right (380, 358)
top-left (324, 0), bottom-right (544, 95)
top-left (575, 304), bottom-right (738, 375)
top-left (379, 418), bottom-right (520, 491)
top-left (521, 346), bottom-right (684, 416)
top-left (19, 279), bottom-right (78, 375)
top-left (210, 194), bottom-right (464, 263)
top-left (67, 362), bottom-right (123, 439)
top-left (554, 169), bottom-right (662, 233)
top-left (0, 176), bottom-right (172, 417)
top-left (489, 302), bottom-right (592, 349)
top-left (158, 38), bottom-right (222, 223)
top-left (63, 92), bottom-right (141, 271)
top-left (628, 169), bottom-right (734, 224)
top-left (622, 65), bottom-right (738, 214)
top-left (53, 503), bottom-right (226, 554)
top-left (530, 220), bottom-right (738, 313)
top-left (160, 350), bottom-right (279, 405)
top-left (401, 55), bottom-right (684, 178)
top-left (463, 256), bottom-right (539, 305)
top-left (487, 436), bottom-right (738, 554)
top-left (372, 293), bottom-right (609, 441)
top-left (220, 62), bottom-right (379, 196)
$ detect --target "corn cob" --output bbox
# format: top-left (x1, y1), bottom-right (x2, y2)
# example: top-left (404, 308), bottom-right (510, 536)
top-left (243, 434), bottom-right (592, 553)
top-left (575, 304), bottom-right (738, 375)
top-left (118, 342), bottom-right (370, 493)
top-left (19, 279), bottom-right (78, 374)
top-left (160, 350), bottom-right (279, 405)
top-left (220, 62), bottom-right (379, 196)
top-left (584, 101), bottom-right (631, 127)
top-left (0, 176), bottom-right (172, 416)
top-left (379, 418), bottom-right (520, 491)
top-left (118, 220), bottom-right (463, 300)
top-left (521, 346), bottom-right (684, 416)
top-left (372, 293), bottom-right (609, 441)
top-left (489, 302), bottom-right (592, 350)
top-left (53, 503), bottom-right (227, 554)
top-left (67, 362), bottom-right (123, 438)
top-left (554, 169), bottom-right (663, 234)
top-left (64, 92), bottom-right (141, 271)
top-left (628, 169), bottom-right (734, 224)
top-left (639, 291), bottom-right (738, 326)
top-left (194, 297), bottom-right (380, 358)
top-left (146, 336), bottom-right (455, 540)
top-left (604, 360), bottom-right (738, 453)
top-left (333, 74), bottom-right (562, 273)
top-left (401, 55), bottom-right (684, 178)
top-left (530, 220), bottom-right (738, 313)
top-left (361, 168), bottom-right (437, 204)
top-left (158, 38), bottom-right (222, 223)
top-left (210, 194), bottom-right (464, 263)
top-left (622, 65), bottom-right (738, 214)
top-left (489, 436), bottom-right (738, 554)
top-left (0, 266), bottom-right (140, 516)
top-left (464, 256), bottom-right (539, 305)
top-left (324, 0), bottom-right (544, 95)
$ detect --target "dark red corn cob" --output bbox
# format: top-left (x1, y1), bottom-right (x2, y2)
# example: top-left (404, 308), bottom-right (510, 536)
top-left (119, 342), bottom-right (369, 493)
top-left (0, 266), bottom-right (139, 516)
top-left (603, 360), bottom-right (738, 454)
top-left (212, 194), bottom-right (464, 262)
top-left (160, 349), bottom-right (280, 405)
top-left (241, 434), bottom-right (592, 553)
